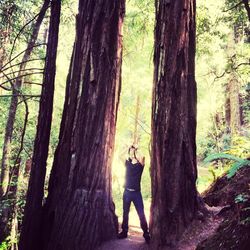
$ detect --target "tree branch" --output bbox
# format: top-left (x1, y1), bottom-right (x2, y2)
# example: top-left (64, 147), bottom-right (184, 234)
top-left (0, 71), bottom-right (44, 87)
top-left (213, 61), bottom-right (250, 81)
top-left (23, 81), bottom-right (42, 86)
top-left (7, 96), bottom-right (29, 195)
top-left (9, 4), bottom-right (50, 63)
top-left (232, 61), bottom-right (250, 70)
top-left (1, 58), bottom-right (45, 72)
top-left (0, 68), bottom-right (44, 78)
top-left (0, 94), bottom-right (41, 98)
top-left (223, 1), bottom-right (243, 12)
top-left (0, 44), bottom-right (47, 71)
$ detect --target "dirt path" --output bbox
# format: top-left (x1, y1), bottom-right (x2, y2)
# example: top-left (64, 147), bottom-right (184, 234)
top-left (97, 226), bottom-right (149, 250)
top-left (97, 206), bottom-right (224, 250)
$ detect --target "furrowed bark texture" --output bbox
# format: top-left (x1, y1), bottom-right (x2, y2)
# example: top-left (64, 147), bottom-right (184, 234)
top-left (41, 1), bottom-right (125, 250)
top-left (19, 1), bottom-right (61, 250)
top-left (150, 0), bottom-right (198, 248)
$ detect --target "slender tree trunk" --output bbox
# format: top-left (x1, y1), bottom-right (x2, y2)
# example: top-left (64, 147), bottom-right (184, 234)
top-left (19, 1), bottom-right (61, 250)
top-left (226, 30), bottom-right (241, 136)
top-left (133, 95), bottom-right (140, 144)
top-left (40, 1), bottom-right (125, 250)
top-left (0, 159), bottom-right (20, 243)
top-left (8, 162), bottom-right (20, 250)
top-left (0, 96), bottom-right (29, 242)
top-left (0, 40), bottom-right (7, 95)
top-left (150, 0), bottom-right (198, 248)
top-left (0, 1), bottom-right (13, 95)
top-left (0, 0), bottom-right (50, 197)
top-left (228, 74), bottom-right (241, 135)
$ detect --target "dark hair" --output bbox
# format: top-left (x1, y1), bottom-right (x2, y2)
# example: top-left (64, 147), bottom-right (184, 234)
top-left (128, 145), bottom-right (138, 161)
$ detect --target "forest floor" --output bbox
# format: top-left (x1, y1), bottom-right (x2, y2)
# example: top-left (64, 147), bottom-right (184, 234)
top-left (98, 166), bottom-right (250, 250)
top-left (97, 206), bottom-right (223, 250)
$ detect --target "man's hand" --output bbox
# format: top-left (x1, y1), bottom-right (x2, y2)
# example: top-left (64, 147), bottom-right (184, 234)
top-left (138, 156), bottom-right (145, 166)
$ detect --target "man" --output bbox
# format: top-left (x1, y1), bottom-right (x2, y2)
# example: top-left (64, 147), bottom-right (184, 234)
top-left (117, 145), bottom-right (150, 244)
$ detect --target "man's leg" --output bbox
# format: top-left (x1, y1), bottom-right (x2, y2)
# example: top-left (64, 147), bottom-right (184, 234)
top-left (132, 191), bottom-right (150, 243)
top-left (119, 190), bottom-right (131, 238)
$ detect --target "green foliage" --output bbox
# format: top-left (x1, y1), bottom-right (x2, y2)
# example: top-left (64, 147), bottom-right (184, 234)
top-left (225, 0), bottom-right (249, 24)
top-left (203, 153), bottom-right (243, 164)
top-left (0, 235), bottom-right (17, 250)
top-left (235, 193), bottom-right (249, 203)
top-left (0, 240), bottom-right (9, 250)
top-left (203, 152), bottom-right (250, 178)
top-left (0, 0), bottom-right (44, 47)
top-left (196, 0), bottom-right (250, 163)
top-left (227, 160), bottom-right (250, 178)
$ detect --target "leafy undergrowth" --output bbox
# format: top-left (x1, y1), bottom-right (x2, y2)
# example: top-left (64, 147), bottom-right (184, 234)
top-left (197, 165), bottom-right (250, 250)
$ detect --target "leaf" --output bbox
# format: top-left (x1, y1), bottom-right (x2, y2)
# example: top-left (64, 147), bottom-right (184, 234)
top-left (203, 153), bottom-right (250, 179)
top-left (203, 153), bottom-right (243, 165)
top-left (227, 160), bottom-right (250, 178)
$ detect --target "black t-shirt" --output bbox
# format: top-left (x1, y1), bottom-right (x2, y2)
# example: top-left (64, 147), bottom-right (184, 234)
top-left (124, 159), bottom-right (144, 191)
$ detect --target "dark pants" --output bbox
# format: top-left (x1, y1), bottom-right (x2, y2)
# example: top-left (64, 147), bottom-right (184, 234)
top-left (121, 189), bottom-right (148, 233)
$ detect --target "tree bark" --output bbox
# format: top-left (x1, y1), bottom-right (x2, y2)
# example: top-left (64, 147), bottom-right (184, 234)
top-left (226, 30), bottom-right (241, 136)
top-left (19, 1), bottom-right (61, 250)
top-left (133, 95), bottom-right (140, 144)
top-left (0, 0), bottom-right (50, 197)
top-left (227, 74), bottom-right (241, 135)
top-left (150, 0), bottom-right (198, 248)
top-left (40, 1), bottom-right (125, 250)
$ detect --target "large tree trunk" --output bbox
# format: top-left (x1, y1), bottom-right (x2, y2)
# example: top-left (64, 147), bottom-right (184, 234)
top-left (19, 1), bottom-right (61, 250)
top-left (150, 0), bottom-right (198, 248)
top-left (0, 0), bottom-right (50, 197)
top-left (40, 1), bottom-right (125, 250)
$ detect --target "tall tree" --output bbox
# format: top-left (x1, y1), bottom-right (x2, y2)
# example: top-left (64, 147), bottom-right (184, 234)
top-left (0, 1), bottom-right (13, 86)
top-left (225, 27), bottom-right (243, 135)
top-left (19, 0), bottom-right (61, 249)
top-left (40, 1), bottom-right (125, 250)
top-left (133, 95), bottom-right (140, 145)
top-left (0, 0), bottom-right (50, 197)
top-left (150, 0), bottom-right (198, 248)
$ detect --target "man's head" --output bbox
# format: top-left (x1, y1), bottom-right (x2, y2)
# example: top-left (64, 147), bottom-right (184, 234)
top-left (128, 145), bottom-right (138, 159)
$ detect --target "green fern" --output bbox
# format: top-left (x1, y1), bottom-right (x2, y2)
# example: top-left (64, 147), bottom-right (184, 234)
top-left (203, 153), bottom-right (242, 164)
top-left (227, 160), bottom-right (250, 178)
top-left (203, 153), bottom-right (250, 179)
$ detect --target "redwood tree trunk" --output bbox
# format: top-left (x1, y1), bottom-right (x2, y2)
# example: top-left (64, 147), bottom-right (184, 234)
top-left (19, 1), bottom-right (61, 249)
top-left (40, 1), bottom-right (125, 250)
top-left (150, 0), bottom-right (198, 248)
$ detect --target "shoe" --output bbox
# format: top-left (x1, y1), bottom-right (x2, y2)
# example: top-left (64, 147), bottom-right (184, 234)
top-left (143, 232), bottom-right (150, 244)
top-left (117, 231), bottom-right (127, 239)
